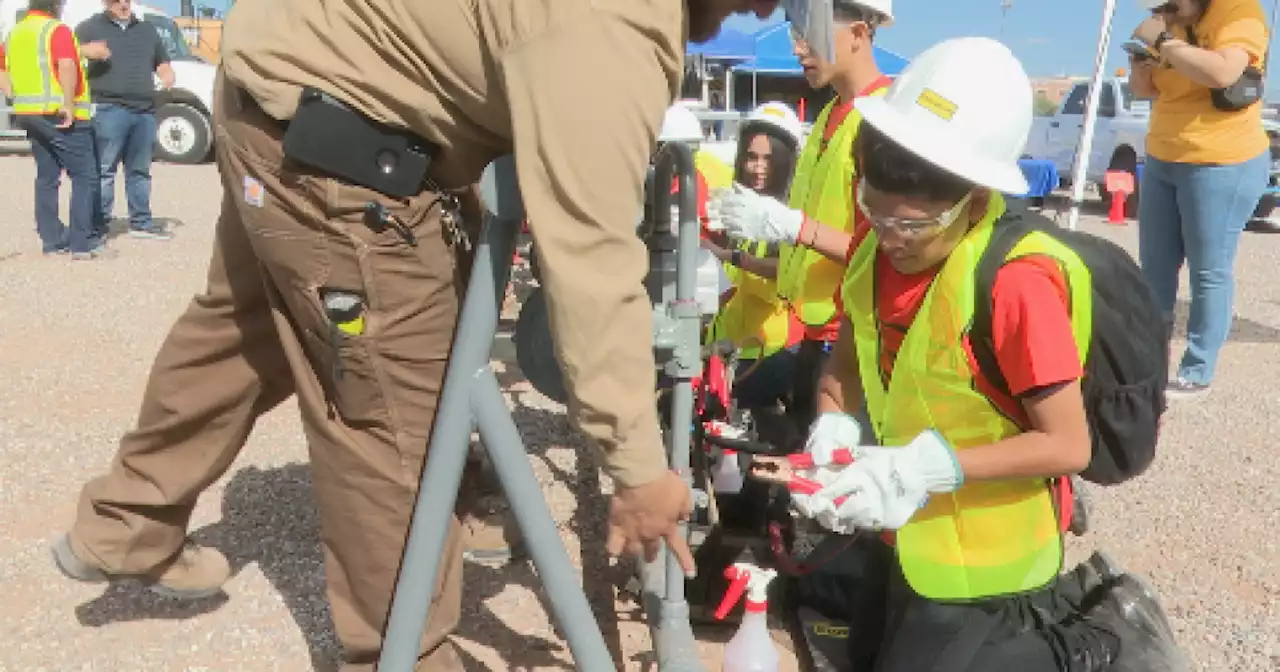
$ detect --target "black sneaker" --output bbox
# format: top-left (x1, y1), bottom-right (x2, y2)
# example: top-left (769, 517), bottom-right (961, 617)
top-left (129, 225), bottom-right (173, 241)
top-left (1105, 574), bottom-right (1177, 642)
top-left (70, 244), bottom-right (119, 261)
top-left (1068, 475), bottom-right (1092, 536)
top-left (1091, 574), bottom-right (1190, 672)
top-left (1166, 377), bottom-right (1209, 398)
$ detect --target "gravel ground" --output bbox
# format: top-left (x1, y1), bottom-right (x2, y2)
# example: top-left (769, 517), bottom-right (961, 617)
top-left (0, 150), bottom-right (1275, 671)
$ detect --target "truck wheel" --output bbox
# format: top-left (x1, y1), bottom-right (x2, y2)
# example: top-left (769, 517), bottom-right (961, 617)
top-left (154, 103), bottom-right (213, 164)
top-left (1106, 149), bottom-right (1140, 219)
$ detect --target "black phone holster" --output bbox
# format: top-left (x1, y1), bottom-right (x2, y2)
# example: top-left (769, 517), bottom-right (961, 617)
top-left (282, 87), bottom-right (438, 199)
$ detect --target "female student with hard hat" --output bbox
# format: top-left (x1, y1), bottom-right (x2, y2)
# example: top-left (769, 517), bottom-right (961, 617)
top-left (754, 37), bottom-right (1186, 670)
top-left (703, 101), bottom-right (806, 410)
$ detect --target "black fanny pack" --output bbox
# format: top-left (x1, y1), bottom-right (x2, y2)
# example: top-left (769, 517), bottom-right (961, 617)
top-left (1187, 25), bottom-right (1265, 111)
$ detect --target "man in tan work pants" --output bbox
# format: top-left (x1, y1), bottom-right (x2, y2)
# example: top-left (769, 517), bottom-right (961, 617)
top-left (56, 76), bottom-right (467, 668)
top-left (51, 0), bottom-right (786, 669)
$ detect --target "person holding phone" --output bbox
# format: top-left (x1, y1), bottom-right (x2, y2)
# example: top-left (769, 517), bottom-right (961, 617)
top-left (1128, 0), bottom-right (1270, 397)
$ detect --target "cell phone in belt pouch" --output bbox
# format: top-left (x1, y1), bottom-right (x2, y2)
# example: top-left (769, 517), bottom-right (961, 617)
top-left (282, 87), bottom-right (436, 199)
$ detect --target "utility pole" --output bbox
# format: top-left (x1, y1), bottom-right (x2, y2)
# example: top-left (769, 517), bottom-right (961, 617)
top-left (1001, 0), bottom-right (1014, 40)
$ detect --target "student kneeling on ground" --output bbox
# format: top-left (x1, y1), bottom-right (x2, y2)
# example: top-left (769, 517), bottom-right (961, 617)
top-left (755, 37), bottom-right (1186, 671)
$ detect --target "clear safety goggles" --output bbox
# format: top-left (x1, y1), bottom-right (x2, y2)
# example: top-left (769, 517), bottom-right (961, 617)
top-left (780, 0), bottom-right (836, 63)
top-left (855, 179), bottom-right (973, 238)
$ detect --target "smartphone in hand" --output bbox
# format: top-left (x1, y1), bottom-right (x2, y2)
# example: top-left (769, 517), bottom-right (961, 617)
top-left (1123, 41), bottom-right (1156, 62)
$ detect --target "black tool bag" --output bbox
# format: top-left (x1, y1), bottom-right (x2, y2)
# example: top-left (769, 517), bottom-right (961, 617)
top-left (1186, 25), bottom-right (1265, 112)
top-left (969, 209), bottom-right (1168, 486)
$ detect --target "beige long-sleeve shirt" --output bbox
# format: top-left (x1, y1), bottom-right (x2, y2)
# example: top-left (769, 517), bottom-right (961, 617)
top-left (218, 0), bottom-right (687, 487)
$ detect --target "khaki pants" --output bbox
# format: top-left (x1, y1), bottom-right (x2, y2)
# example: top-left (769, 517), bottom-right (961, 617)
top-left (71, 72), bottom-right (466, 671)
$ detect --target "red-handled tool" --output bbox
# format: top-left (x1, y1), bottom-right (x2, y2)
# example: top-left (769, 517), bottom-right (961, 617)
top-left (784, 447), bottom-right (856, 470)
top-left (785, 476), bottom-right (848, 506)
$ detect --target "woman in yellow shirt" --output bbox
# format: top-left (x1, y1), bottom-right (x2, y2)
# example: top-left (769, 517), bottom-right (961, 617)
top-left (1129, 0), bottom-right (1270, 397)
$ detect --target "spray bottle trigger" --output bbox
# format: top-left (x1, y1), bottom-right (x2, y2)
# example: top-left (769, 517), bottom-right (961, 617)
top-left (714, 566), bottom-right (751, 620)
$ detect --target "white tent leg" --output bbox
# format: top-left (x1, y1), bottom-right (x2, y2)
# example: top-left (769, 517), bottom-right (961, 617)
top-left (1067, 0), bottom-right (1119, 231)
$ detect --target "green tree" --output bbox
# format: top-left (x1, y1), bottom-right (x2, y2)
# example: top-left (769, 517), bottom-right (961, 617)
top-left (1033, 93), bottom-right (1059, 117)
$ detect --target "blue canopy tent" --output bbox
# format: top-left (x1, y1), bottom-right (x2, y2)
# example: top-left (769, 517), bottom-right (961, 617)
top-left (687, 28), bottom-right (758, 59)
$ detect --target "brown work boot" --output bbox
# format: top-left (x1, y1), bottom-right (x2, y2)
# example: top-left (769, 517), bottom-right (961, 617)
top-left (52, 533), bottom-right (231, 599)
top-left (458, 460), bottom-right (525, 566)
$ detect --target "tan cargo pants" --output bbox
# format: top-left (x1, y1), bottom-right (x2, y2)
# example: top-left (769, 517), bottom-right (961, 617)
top-left (70, 72), bottom-right (466, 670)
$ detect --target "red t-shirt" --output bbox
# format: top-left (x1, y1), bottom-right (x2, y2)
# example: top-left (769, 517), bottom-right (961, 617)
top-left (803, 75), bottom-right (895, 343)
top-left (845, 222), bottom-right (1083, 427)
top-left (0, 12), bottom-right (85, 99)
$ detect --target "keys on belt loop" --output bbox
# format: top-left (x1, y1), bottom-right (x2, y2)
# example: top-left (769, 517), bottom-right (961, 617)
top-left (439, 193), bottom-right (470, 253)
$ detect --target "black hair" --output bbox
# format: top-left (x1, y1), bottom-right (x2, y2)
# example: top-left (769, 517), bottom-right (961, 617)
top-left (27, 0), bottom-right (62, 13)
top-left (734, 125), bottom-right (798, 200)
top-left (853, 121), bottom-right (975, 203)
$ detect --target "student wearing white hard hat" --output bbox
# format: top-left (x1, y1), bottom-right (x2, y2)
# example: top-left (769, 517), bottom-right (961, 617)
top-left (703, 101), bottom-right (805, 411)
top-left (752, 37), bottom-right (1185, 670)
top-left (717, 0), bottom-right (895, 436)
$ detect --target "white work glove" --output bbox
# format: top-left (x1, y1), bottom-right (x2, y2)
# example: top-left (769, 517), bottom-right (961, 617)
top-left (803, 412), bottom-right (863, 468)
top-left (800, 430), bottom-right (964, 534)
top-left (714, 183), bottom-right (805, 244)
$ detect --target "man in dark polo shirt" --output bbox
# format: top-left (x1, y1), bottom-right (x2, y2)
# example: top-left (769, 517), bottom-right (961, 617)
top-left (76, 0), bottom-right (175, 241)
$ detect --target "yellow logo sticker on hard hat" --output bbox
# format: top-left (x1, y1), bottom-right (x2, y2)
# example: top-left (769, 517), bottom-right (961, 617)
top-left (916, 88), bottom-right (958, 121)
top-left (762, 107), bottom-right (785, 118)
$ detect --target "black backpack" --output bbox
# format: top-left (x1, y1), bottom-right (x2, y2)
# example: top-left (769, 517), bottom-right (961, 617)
top-left (969, 209), bottom-right (1168, 486)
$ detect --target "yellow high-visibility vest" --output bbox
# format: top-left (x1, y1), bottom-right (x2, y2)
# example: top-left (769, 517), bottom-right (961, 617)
top-left (776, 85), bottom-right (889, 329)
top-left (706, 239), bottom-right (797, 360)
top-left (840, 192), bottom-right (1093, 601)
top-left (695, 149), bottom-right (735, 191)
top-left (4, 13), bottom-right (92, 120)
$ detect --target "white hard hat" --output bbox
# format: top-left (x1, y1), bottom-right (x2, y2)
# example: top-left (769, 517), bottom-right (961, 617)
top-left (853, 36), bottom-right (1031, 194)
top-left (659, 104), bottom-right (704, 143)
top-left (1135, 0), bottom-right (1167, 10)
top-left (839, 0), bottom-right (894, 26)
top-left (742, 102), bottom-right (804, 148)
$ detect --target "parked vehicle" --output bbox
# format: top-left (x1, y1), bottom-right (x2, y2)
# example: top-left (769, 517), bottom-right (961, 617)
top-left (1025, 78), bottom-right (1150, 216)
top-left (0, 0), bottom-right (217, 164)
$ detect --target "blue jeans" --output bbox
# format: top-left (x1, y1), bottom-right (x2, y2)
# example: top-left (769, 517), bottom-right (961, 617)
top-left (1138, 151), bottom-right (1270, 385)
top-left (92, 104), bottom-right (157, 232)
top-left (17, 115), bottom-right (98, 254)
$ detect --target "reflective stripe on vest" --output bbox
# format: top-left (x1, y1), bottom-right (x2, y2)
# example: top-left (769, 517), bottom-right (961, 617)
top-left (706, 239), bottom-right (799, 359)
top-left (840, 192), bottom-right (1092, 601)
top-left (5, 15), bottom-right (93, 120)
top-left (777, 87), bottom-right (889, 328)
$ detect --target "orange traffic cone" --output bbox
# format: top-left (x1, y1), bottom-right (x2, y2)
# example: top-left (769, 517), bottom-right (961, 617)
top-left (1104, 170), bottom-right (1135, 225)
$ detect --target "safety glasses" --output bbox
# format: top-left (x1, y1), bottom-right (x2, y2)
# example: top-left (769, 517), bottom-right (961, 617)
top-left (855, 179), bottom-right (973, 238)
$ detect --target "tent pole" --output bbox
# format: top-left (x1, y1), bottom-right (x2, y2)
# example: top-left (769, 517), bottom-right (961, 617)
top-left (1066, 0), bottom-right (1119, 231)
top-left (1267, 0), bottom-right (1279, 70)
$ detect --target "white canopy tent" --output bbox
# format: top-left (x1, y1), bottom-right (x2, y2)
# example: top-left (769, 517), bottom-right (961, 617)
top-left (1066, 0), bottom-right (1120, 230)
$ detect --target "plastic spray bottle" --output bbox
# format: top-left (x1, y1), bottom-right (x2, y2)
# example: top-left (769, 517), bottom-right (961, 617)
top-left (714, 563), bottom-right (781, 672)
top-left (712, 449), bottom-right (745, 494)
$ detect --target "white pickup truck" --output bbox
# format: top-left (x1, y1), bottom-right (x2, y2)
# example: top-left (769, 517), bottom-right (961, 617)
top-left (1024, 78), bottom-right (1150, 214)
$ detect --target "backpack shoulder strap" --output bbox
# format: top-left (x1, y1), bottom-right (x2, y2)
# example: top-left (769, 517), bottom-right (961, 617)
top-left (970, 210), bottom-right (1049, 396)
